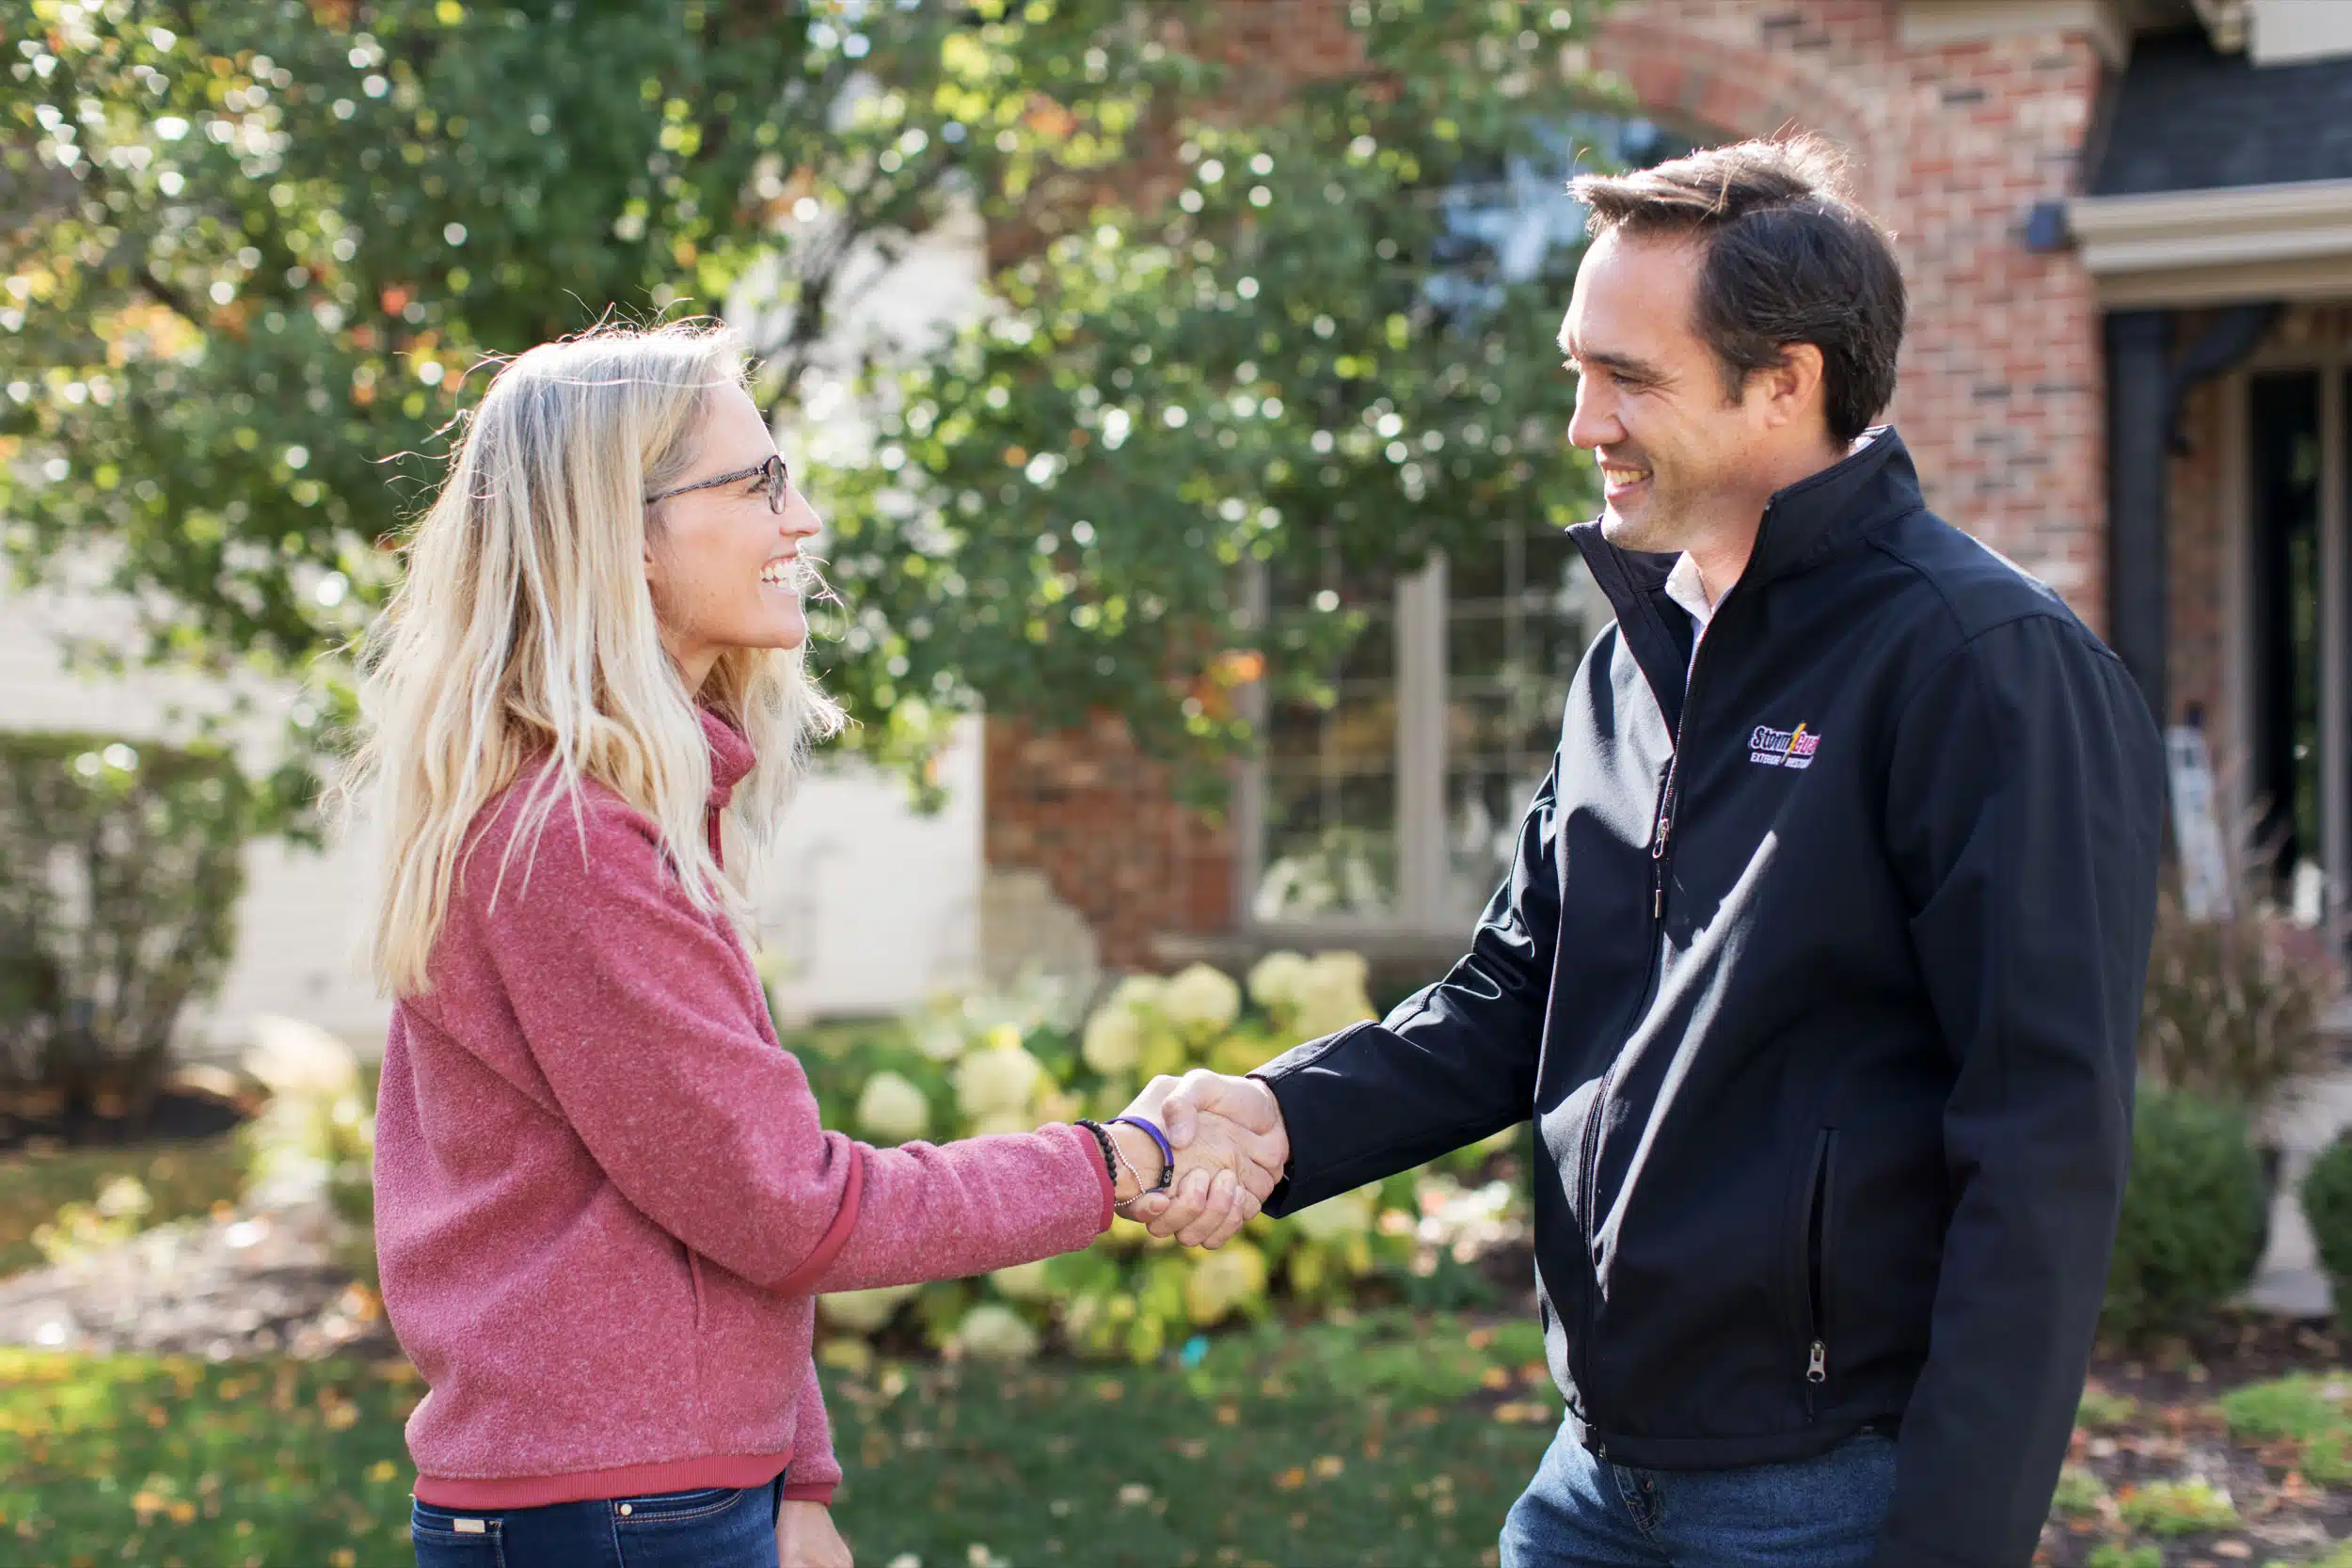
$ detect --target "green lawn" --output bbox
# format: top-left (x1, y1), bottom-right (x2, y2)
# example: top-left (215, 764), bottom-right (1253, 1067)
top-left (0, 1313), bottom-right (1563, 1568)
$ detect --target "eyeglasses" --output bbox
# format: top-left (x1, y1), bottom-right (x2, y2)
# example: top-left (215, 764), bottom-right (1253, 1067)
top-left (644, 452), bottom-right (790, 513)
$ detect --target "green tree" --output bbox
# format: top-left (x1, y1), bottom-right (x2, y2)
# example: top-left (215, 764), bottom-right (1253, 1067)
top-left (5, 0), bottom-right (1609, 806)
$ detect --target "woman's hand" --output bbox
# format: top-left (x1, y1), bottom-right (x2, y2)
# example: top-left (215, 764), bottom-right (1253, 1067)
top-left (1105, 1119), bottom-right (1168, 1206)
top-left (776, 1498), bottom-right (852, 1568)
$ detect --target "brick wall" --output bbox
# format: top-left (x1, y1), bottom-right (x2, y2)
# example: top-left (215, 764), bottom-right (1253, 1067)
top-left (987, 0), bottom-right (2120, 970)
top-left (1587, 0), bottom-right (2109, 610)
top-left (984, 716), bottom-right (1235, 968)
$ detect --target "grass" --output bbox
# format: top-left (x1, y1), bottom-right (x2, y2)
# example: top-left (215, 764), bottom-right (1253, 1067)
top-left (2117, 1477), bottom-right (2240, 1537)
top-left (0, 1313), bottom-right (1563, 1568)
top-left (2222, 1371), bottom-right (2352, 1485)
top-left (0, 1137), bottom-right (247, 1275)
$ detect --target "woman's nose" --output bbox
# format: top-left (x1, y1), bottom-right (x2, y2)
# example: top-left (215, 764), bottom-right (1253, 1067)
top-left (781, 487), bottom-right (822, 539)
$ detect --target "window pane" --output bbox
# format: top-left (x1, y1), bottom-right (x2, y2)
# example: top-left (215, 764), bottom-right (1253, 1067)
top-left (1255, 531), bottom-right (1402, 921)
top-left (1439, 531), bottom-right (1606, 921)
top-left (1257, 767), bottom-right (1399, 920)
top-left (2249, 371), bottom-right (2323, 910)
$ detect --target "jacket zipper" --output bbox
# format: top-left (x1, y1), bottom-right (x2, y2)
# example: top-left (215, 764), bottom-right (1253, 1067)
top-left (1575, 621), bottom-right (1710, 1432)
top-left (1801, 1129), bottom-right (1837, 1418)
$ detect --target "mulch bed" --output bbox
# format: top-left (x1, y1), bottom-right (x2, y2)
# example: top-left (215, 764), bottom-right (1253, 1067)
top-left (2041, 1315), bottom-right (2352, 1565)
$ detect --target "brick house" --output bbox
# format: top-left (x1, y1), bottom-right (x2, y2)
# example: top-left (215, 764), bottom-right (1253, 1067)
top-left (983, 0), bottom-right (2352, 1000)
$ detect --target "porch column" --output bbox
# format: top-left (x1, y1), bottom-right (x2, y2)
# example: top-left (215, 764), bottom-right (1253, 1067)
top-left (2106, 309), bottom-right (2172, 725)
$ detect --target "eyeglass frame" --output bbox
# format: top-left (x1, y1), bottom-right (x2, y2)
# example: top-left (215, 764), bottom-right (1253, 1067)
top-left (644, 452), bottom-right (790, 513)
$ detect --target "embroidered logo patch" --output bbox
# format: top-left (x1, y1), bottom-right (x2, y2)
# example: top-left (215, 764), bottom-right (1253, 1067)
top-left (1750, 722), bottom-right (1822, 770)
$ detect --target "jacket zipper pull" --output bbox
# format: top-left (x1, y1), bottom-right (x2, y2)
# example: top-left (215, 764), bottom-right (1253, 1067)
top-left (1806, 1339), bottom-right (1827, 1384)
top-left (1649, 782), bottom-right (1675, 920)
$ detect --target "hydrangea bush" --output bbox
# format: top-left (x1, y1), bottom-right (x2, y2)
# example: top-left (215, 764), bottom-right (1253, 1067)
top-left (791, 953), bottom-right (1517, 1365)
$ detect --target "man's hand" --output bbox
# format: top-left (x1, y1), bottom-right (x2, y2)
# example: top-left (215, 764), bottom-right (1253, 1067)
top-left (1122, 1069), bottom-right (1289, 1248)
top-left (776, 1498), bottom-right (851, 1568)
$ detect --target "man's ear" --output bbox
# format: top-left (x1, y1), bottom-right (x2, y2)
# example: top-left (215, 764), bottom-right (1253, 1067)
top-left (1759, 343), bottom-right (1827, 430)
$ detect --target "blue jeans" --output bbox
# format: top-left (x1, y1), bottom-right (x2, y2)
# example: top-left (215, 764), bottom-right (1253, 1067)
top-left (411, 1474), bottom-right (785, 1568)
top-left (1500, 1423), bottom-right (1897, 1568)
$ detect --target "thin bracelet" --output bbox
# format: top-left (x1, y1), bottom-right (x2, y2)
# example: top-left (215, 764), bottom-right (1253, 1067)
top-left (1104, 1132), bottom-right (1151, 1211)
top-left (1110, 1115), bottom-right (1177, 1194)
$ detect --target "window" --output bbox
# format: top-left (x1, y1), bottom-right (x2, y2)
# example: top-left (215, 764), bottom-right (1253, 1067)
top-left (1242, 115), bottom-right (1697, 935)
top-left (2245, 366), bottom-right (2350, 927)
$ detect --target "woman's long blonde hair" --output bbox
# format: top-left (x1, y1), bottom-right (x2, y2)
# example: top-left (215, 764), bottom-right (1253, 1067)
top-left (341, 321), bottom-right (844, 999)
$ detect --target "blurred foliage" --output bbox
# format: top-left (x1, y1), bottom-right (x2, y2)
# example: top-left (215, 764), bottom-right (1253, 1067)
top-left (237, 1025), bottom-right (380, 1286)
top-left (3, 0), bottom-right (1610, 813)
top-left (0, 732), bottom-right (261, 1130)
top-left (811, 2), bottom-right (1609, 800)
top-left (2300, 1133), bottom-right (2352, 1338)
top-left (2218, 1370), bottom-right (2352, 1487)
top-left (2137, 820), bottom-right (2344, 1110)
top-left (793, 952), bottom-right (1523, 1365)
top-left (0, 1136), bottom-right (246, 1275)
top-left (2100, 1086), bottom-right (2268, 1346)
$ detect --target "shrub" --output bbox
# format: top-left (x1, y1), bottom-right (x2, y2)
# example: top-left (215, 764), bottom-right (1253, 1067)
top-left (0, 732), bottom-right (258, 1135)
top-left (2102, 1088), bottom-right (2267, 1343)
top-left (2301, 1135), bottom-right (2352, 1333)
top-left (787, 953), bottom-right (1519, 1363)
top-left (2137, 823), bottom-right (2344, 1110)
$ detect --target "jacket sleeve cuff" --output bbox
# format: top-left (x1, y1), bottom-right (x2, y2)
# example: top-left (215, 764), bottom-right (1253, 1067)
top-left (1064, 1121), bottom-right (1117, 1231)
top-left (781, 1481), bottom-right (837, 1505)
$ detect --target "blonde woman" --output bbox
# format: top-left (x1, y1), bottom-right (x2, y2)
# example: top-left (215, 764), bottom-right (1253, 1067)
top-left (345, 322), bottom-right (1287, 1568)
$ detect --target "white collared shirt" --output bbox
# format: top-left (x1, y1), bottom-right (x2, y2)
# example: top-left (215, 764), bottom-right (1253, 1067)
top-left (1663, 552), bottom-right (1714, 675)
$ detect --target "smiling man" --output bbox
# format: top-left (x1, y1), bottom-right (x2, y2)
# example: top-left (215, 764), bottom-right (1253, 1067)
top-left (1137, 135), bottom-right (2167, 1566)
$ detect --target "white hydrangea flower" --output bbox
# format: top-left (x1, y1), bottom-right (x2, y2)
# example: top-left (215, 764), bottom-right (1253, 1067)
top-left (1160, 962), bottom-right (1242, 1037)
top-left (1305, 950), bottom-right (1371, 995)
top-left (954, 1043), bottom-right (1043, 1119)
top-left (1182, 1239), bottom-right (1268, 1326)
top-left (990, 1258), bottom-right (1058, 1302)
top-left (1248, 950), bottom-right (1312, 1012)
top-left (854, 1071), bottom-right (930, 1144)
top-left (953, 1303), bottom-right (1042, 1363)
top-left (914, 1020), bottom-right (969, 1062)
top-left (967, 1110), bottom-right (1034, 1138)
top-left (1105, 974), bottom-right (1167, 1018)
top-left (817, 1282), bottom-right (920, 1334)
top-left (1291, 1186), bottom-right (1376, 1243)
top-left (1292, 950), bottom-right (1377, 1037)
top-left (1081, 1006), bottom-right (1144, 1074)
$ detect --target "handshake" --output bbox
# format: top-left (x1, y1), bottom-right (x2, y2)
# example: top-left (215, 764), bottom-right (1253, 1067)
top-left (1102, 1069), bottom-right (1291, 1250)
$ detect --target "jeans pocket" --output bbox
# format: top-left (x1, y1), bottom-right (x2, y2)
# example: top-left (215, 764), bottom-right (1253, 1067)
top-left (611, 1483), bottom-right (773, 1568)
top-left (612, 1485), bottom-right (748, 1524)
top-left (410, 1501), bottom-right (507, 1567)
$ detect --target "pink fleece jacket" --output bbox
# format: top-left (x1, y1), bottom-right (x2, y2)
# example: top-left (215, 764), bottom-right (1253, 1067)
top-left (373, 708), bottom-right (1114, 1509)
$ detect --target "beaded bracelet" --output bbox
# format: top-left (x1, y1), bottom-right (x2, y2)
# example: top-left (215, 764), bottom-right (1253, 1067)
top-left (1073, 1118), bottom-right (1120, 1196)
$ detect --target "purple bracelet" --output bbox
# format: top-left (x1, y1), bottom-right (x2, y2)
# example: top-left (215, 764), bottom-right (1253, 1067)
top-left (1110, 1115), bottom-right (1177, 1193)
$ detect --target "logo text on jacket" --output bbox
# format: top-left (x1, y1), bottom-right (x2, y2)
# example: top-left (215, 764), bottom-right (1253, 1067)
top-left (1750, 723), bottom-right (1821, 769)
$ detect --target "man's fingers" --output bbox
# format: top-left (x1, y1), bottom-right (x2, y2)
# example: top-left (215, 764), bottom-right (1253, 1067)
top-left (1176, 1167), bottom-right (1240, 1247)
top-left (1163, 1087), bottom-right (1200, 1150)
top-left (1145, 1164), bottom-right (1215, 1239)
top-left (1209, 1190), bottom-right (1262, 1250)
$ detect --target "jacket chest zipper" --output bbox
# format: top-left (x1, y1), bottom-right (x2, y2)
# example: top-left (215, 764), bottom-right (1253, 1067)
top-left (1575, 636), bottom-right (1705, 1412)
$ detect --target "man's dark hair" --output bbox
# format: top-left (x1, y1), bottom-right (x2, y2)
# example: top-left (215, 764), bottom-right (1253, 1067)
top-left (1570, 134), bottom-right (1905, 443)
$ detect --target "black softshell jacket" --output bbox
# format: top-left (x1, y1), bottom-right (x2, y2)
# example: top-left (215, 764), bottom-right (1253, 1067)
top-left (1255, 429), bottom-right (2165, 1568)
